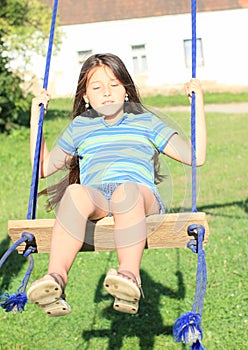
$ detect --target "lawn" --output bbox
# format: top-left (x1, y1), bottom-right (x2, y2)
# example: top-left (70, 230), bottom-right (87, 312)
top-left (0, 97), bottom-right (247, 349)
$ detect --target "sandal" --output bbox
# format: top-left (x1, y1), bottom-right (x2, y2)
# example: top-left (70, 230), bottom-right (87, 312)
top-left (27, 273), bottom-right (71, 317)
top-left (104, 269), bottom-right (144, 314)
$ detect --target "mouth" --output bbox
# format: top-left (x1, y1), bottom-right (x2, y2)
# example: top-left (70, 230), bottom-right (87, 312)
top-left (96, 102), bottom-right (123, 117)
top-left (102, 100), bottom-right (114, 105)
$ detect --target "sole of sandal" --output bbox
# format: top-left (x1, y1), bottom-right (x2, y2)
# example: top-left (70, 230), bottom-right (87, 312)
top-left (40, 298), bottom-right (71, 317)
top-left (27, 280), bottom-right (62, 306)
top-left (114, 297), bottom-right (139, 314)
top-left (104, 274), bottom-right (140, 302)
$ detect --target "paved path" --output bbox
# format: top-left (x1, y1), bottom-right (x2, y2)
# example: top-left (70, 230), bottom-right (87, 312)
top-left (165, 102), bottom-right (248, 113)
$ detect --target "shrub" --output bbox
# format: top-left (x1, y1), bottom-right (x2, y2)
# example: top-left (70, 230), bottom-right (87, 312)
top-left (0, 33), bottom-right (32, 132)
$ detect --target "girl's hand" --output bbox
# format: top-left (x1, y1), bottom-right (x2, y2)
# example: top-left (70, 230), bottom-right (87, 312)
top-left (31, 89), bottom-right (51, 123)
top-left (184, 78), bottom-right (203, 104)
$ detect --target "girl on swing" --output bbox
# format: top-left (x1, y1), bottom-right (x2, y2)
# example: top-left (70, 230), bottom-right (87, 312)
top-left (27, 53), bottom-right (206, 316)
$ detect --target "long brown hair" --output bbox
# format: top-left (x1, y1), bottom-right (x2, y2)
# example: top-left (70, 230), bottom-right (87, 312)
top-left (42, 53), bottom-right (163, 210)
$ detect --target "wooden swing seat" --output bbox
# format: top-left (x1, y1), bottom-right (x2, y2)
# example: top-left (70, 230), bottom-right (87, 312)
top-left (8, 212), bottom-right (209, 254)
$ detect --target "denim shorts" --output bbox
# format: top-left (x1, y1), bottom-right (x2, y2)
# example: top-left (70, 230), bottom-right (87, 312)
top-left (94, 182), bottom-right (165, 216)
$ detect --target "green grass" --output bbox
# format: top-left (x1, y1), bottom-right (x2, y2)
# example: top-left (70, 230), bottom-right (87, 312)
top-left (0, 98), bottom-right (247, 349)
top-left (143, 91), bottom-right (248, 107)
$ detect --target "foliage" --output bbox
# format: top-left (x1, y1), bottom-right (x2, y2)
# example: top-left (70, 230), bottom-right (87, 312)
top-left (0, 0), bottom-right (61, 60)
top-left (0, 0), bottom-right (61, 132)
top-left (0, 32), bottom-right (32, 132)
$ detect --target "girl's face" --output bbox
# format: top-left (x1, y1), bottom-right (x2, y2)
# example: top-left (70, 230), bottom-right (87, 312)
top-left (84, 65), bottom-right (126, 118)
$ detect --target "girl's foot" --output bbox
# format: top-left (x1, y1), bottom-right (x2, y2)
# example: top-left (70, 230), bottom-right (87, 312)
top-left (27, 273), bottom-right (71, 316)
top-left (104, 269), bottom-right (144, 314)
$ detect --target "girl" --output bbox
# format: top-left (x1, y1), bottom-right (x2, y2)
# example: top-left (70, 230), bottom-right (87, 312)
top-left (27, 53), bottom-right (206, 316)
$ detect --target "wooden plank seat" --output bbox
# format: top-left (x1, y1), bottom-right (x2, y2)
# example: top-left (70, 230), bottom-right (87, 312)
top-left (8, 212), bottom-right (209, 254)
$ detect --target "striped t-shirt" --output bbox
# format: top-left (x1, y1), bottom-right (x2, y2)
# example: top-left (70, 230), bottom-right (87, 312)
top-left (57, 112), bottom-right (177, 193)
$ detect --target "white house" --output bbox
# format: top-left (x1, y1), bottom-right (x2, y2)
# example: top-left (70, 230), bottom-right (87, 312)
top-left (30, 0), bottom-right (248, 97)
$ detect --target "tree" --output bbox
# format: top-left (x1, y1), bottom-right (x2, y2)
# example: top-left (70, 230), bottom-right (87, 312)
top-left (0, 0), bottom-right (61, 132)
top-left (0, 31), bottom-right (30, 132)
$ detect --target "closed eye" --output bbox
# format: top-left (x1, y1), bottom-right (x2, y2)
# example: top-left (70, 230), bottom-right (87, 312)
top-left (110, 79), bottom-right (121, 87)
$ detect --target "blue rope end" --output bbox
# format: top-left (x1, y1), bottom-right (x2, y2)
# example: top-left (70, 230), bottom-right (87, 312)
top-left (173, 312), bottom-right (204, 349)
top-left (191, 339), bottom-right (205, 350)
top-left (0, 292), bottom-right (28, 313)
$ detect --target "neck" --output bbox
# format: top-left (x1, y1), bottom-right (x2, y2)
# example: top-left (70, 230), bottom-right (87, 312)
top-left (105, 110), bottom-right (125, 125)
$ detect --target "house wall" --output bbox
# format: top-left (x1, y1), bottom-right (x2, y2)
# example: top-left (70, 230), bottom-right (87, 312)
top-left (29, 8), bottom-right (248, 97)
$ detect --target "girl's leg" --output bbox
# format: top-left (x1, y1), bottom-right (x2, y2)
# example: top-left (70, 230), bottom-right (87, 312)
top-left (110, 182), bottom-right (160, 280)
top-left (35, 184), bottom-right (109, 284)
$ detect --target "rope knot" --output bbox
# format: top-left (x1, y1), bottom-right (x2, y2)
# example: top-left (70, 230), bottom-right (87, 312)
top-left (173, 311), bottom-right (205, 349)
top-left (0, 292), bottom-right (28, 313)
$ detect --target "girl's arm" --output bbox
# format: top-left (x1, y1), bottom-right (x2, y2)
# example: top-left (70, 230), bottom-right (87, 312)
top-left (163, 79), bottom-right (207, 166)
top-left (30, 90), bottom-right (70, 178)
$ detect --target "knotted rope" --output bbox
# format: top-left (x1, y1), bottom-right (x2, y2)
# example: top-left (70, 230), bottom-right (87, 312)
top-left (0, 0), bottom-right (59, 313)
top-left (173, 1), bottom-right (207, 349)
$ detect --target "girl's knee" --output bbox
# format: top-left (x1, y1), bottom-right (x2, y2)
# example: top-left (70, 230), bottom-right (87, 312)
top-left (62, 184), bottom-right (108, 217)
top-left (63, 184), bottom-right (91, 201)
top-left (61, 184), bottom-right (93, 214)
top-left (110, 182), bottom-right (144, 214)
top-left (64, 183), bottom-right (85, 195)
top-left (111, 182), bottom-right (141, 200)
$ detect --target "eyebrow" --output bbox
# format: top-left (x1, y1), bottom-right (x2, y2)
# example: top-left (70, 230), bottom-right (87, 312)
top-left (90, 78), bottom-right (119, 84)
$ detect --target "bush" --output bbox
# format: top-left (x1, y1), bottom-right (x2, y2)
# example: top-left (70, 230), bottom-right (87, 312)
top-left (0, 34), bottom-right (32, 132)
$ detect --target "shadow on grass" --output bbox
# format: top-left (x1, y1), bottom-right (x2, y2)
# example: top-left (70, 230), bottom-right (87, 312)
top-left (197, 198), bottom-right (248, 218)
top-left (170, 198), bottom-right (248, 218)
top-left (45, 109), bottom-right (72, 122)
top-left (82, 268), bottom-right (185, 349)
top-left (0, 235), bottom-right (28, 292)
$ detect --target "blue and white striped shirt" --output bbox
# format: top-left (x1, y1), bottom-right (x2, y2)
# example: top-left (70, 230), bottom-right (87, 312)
top-left (57, 113), bottom-right (177, 193)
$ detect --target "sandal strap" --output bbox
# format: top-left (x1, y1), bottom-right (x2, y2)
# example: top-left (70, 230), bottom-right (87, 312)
top-left (118, 270), bottom-right (145, 299)
top-left (49, 273), bottom-right (66, 300)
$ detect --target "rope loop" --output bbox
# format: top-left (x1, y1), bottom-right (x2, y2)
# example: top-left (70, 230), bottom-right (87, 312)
top-left (187, 224), bottom-right (205, 253)
top-left (0, 233), bottom-right (35, 270)
top-left (1, 1), bottom-right (59, 314)
top-left (0, 235), bottom-right (35, 312)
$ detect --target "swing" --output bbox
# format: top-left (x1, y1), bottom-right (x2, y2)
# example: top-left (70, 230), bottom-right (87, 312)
top-left (3, 1), bottom-right (208, 348)
top-left (7, 0), bottom-right (209, 254)
top-left (8, 212), bottom-right (209, 253)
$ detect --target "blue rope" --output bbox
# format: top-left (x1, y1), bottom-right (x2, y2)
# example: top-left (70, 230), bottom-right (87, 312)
top-left (0, 233), bottom-right (35, 312)
top-left (0, 0), bottom-right (59, 313)
top-left (27, 0), bottom-right (59, 220)
top-left (0, 233), bottom-right (34, 270)
top-left (188, 225), bottom-right (207, 317)
top-left (173, 2), bottom-right (207, 349)
top-left (173, 225), bottom-right (207, 350)
top-left (191, 0), bottom-right (197, 213)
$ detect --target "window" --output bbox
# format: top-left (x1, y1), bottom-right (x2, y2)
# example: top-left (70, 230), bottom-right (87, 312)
top-left (184, 38), bottom-right (204, 68)
top-left (78, 50), bottom-right (93, 65)
top-left (131, 44), bottom-right (148, 74)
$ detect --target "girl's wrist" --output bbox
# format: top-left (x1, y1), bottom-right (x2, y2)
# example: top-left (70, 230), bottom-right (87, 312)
top-left (30, 117), bottom-right (39, 126)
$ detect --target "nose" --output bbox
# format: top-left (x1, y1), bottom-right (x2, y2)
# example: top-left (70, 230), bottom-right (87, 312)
top-left (103, 84), bottom-right (111, 96)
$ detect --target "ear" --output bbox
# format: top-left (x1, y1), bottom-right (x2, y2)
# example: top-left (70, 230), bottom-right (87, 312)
top-left (83, 94), bottom-right (89, 103)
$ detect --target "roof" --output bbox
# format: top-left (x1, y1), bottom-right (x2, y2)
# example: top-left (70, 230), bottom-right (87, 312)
top-left (40, 0), bottom-right (248, 25)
